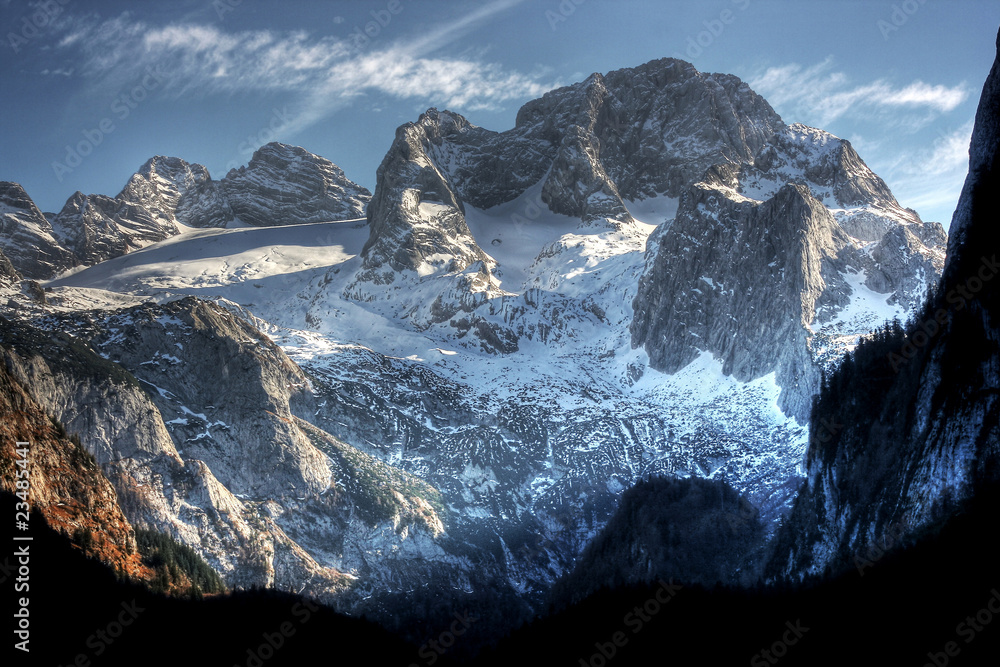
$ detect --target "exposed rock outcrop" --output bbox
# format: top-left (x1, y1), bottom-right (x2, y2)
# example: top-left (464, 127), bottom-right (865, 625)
top-left (221, 142), bottom-right (370, 226)
top-left (631, 122), bottom-right (945, 420)
top-left (0, 343), bottom-right (146, 578)
top-left (0, 297), bottom-right (450, 606)
top-left (632, 182), bottom-right (864, 419)
top-left (0, 248), bottom-right (20, 283)
top-left (0, 181), bottom-right (76, 279)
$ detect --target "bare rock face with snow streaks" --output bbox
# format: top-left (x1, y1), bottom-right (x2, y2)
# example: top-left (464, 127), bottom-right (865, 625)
top-left (0, 181), bottom-right (77, 279)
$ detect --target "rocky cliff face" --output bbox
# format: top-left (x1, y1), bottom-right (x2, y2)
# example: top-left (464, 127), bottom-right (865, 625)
top-left (766, 28), bottom-right (1000, 579)
top-left (735, 124), bottom-right (945, 306)
top-left (0, 344), bottom-right (146, 579)
top-left (346, 109), bottom-right (505, 326)
top-left (631, 122), bottom-right (945, 420)
top-left (0, 181), bottom-right (77, 279)
top-left (93, 298), bottom-right (331, 499)
top-left (632, 182), bottom-right (855, 419)
top-left (0, 248), bottom-right (21, 283)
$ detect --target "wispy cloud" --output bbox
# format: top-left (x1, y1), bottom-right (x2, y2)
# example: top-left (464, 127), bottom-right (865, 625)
top-left (51, 2), bottom-right (550, 138)
top-left (889, 123), bottom-right (973, 178)
top-left (869, 122), bottom-right (974, 220)
top-left (748, 58), bottom-right (971, 129)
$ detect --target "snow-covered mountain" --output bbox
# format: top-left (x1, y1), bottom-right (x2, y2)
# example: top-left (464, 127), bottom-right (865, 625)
top-left (345, 59), bottom-right (943, 421)
top-left (0, 57), bottom-right (948, 624)
top-left (0, 143), bottom-right (370, 279)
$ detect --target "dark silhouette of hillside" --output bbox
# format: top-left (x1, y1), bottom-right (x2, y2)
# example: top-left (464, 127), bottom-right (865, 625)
top-left (1, 491), bottom-right (428, 667)
top-left (550, 476), bottom-right (763, 609)
top-left (473, 483), bottom-right (1000, 666)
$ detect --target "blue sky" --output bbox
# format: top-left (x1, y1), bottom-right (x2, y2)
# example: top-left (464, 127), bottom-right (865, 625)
top-left (1, 0), bottom-right (997, 227)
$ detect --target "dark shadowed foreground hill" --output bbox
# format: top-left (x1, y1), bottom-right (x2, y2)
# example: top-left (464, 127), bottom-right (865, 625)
top-left (1, 491), bottom-right (425, 667)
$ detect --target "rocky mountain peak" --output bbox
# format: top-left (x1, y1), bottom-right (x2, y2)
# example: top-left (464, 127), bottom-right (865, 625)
top-left (220, 141), bottom-right (371, 227)
top-left (350, 58), bottom-right (792, 328)
top-left (348, 56), bottom-right (944, 379)
top-left (1, 181), bottom-right (77, 279)
top-left (137, 154), bottom-right (205, 180)
top-left (361, 113), bottom-right (485, 274)
top-left (415, 107), bottom-right (475, 138)
top-left (0, 181), bottom-right (39, 212)
top-left (741, 123), bottom-right (904, 214)
top-left (235, 141), bottom-right (343, 180)
top-left (1, 142), bottom-right (372, 279)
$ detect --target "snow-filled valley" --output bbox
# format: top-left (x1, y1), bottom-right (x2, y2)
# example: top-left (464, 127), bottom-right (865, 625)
top-left (40, 182), bottom-right (891, 535)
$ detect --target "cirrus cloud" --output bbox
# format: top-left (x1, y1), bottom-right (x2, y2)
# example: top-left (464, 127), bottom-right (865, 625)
top-left (52, 1), bottom-right (552, 139)
top-left (748, 58), bottom-right (971, 128)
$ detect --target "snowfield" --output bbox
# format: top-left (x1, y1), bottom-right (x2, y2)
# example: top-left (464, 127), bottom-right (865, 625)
top-left (37, 170), bottom-right (937, 541)
top-left (45, 193), bottom-right (815, 526)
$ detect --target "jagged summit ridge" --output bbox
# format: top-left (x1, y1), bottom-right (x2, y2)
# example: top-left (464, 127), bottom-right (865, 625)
top-left (0, 143), bottom-right (371, 279)
top-left (221, 142), bottom-right (370, 227)
top-left (349, 58), bottom-right (793, 326)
